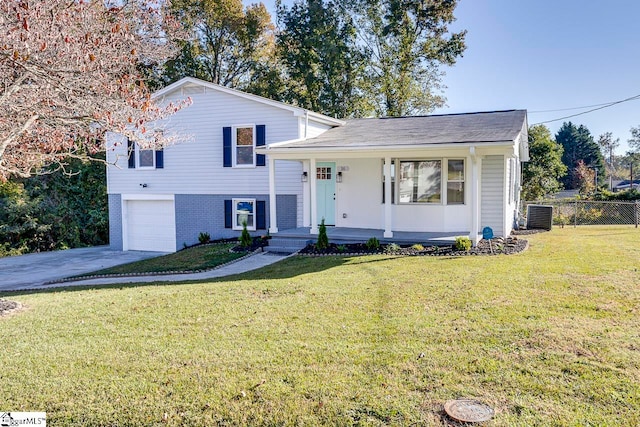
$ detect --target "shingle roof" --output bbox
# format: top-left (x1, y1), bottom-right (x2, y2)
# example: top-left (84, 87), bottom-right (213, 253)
top-left (275, 110), bottom-right (527, 149)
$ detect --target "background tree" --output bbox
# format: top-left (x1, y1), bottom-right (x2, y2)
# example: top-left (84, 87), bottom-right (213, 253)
top-left (164, 0), bottom-right (275, 89)
top-left (348, 0), bottom-right (466, 116)
top-left (596, 132), bottom-right (620, 189)
top-left (275, 0), bottom-right (368, 118)
top-left (574, 160), bottom-right (596, 195)
top-left (629, 125), bottom-right (640, 152)
top-left (0, 0), bottom-right (188, 180)
top-left (626, 125), bottom-right (640, 188)
top-left (555, 122), bottom-right (604, 189)
top-left (521, 125), bottom-right (567, 200)
top-left (0, 158), bottom-right (107, 256)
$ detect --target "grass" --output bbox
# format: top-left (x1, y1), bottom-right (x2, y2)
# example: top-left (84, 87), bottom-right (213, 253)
top-left (1, 226), bottom-right (639, 426)
top-left (81, 243), bottom-right (245, 276)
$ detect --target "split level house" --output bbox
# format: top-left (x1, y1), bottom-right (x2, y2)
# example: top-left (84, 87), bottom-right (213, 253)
top-left (106, 77), bottom-right (529, 252)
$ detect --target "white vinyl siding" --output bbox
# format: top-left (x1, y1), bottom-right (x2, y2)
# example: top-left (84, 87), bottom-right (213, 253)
top-left (481, 155), bottom-right (504, 237)
top-left (106, 87), bottom-right (314, 197)
top-left (300, 119), bottom-right (332, 139)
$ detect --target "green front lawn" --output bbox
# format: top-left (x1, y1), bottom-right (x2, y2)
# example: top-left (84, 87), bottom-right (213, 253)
top-left (1, 226), bottom-right (639, 426)
top-left (80, 242), bottom-right (245, 276)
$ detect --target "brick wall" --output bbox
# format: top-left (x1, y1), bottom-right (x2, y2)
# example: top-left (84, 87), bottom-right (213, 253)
top-left (108, 194), bottom-right (123, 250)
top-left (174, 194), bottom-right (297, 247)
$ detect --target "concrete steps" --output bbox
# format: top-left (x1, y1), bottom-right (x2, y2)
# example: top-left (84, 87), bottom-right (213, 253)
top-left (266, 237), bottom-right (313, 254)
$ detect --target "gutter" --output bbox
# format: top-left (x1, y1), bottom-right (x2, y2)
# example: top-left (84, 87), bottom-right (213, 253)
top-left (258, 140), bottom-right (517, 155)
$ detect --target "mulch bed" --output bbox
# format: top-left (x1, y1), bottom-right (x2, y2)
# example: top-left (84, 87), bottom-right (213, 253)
top-left (299, 235), bottom-right (530, 256)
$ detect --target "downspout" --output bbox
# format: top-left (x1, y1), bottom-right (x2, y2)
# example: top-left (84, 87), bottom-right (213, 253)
top-left (304, 110), bottom-right (309, 138)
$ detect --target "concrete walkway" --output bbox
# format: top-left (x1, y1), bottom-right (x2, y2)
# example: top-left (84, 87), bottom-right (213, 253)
top-left (7, 251), bottom-right (289, 291)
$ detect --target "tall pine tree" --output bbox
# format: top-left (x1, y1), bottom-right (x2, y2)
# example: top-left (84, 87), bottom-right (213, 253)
top-left (555, 122), bottom-right (604, 189)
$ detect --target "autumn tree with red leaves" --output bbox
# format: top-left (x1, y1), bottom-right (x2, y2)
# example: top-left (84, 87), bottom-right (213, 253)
top-left (0, 0), bottom-right (189, 180)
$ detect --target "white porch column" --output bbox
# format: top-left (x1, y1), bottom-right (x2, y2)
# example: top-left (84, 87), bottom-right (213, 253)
top-left (268, 156), bottom-right (278, 234)
top-left (470, 147), bottom-right (480, 245)
top-left (310, 158), bottom-right (318, 234)
top-left (383, 156), bottom-right (393, 238)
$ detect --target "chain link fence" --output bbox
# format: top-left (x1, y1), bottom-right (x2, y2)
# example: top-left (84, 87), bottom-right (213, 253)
top-left (521, 200), bottom-right (640, 228)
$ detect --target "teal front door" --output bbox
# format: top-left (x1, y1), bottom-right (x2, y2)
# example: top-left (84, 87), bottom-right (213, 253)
top-left (316, 162), bottom-right (336, 225)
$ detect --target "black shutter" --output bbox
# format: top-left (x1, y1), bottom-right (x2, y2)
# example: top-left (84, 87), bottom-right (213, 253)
top-left (127, 138), bottom-right (135, 169)
top-left (223, 127), bottom-right (232, 167)
top-left (256, 125), bottom-right (266, 167)
top-left (224, 199), bottom-right (232, 229)
top-left (155, 149), bottom-right (164, 169)
top-left (256, 200), bottom-right (266, 230)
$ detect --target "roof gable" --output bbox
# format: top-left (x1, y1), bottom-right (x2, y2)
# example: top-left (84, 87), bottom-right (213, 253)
top-left (153, 77), bottom-right (344, 127)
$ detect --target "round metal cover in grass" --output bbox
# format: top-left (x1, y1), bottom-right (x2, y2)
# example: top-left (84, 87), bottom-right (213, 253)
top-left (444, 399), bottom-right (494, 423)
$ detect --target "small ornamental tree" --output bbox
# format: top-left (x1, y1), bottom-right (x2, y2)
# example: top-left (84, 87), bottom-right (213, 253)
top-left (316, 218), bottom-right (329, 250)
top-left (239, 220), bottom-right (252, 248)
top-left (0, 0), bottom-right (190, 180)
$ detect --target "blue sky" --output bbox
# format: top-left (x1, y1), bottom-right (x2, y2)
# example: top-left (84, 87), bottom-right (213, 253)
top-left (249, 0), bottom-right (639, 153)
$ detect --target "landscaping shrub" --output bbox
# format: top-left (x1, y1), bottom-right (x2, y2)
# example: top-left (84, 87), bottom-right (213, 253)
top-left (316, 219), bottom-right (329, 250)
top-left (365, 237), bottom-right (380, 250)
top-left (454, 236), bottom-right (472, 251)
top-left (592, 189), bottom-right (640, 201)
top-left (384, 243), bottom-right (401, 254)
top-left (198, 232), bottom-right (211, 244)
top-left (239, 221), bottom-right (252, 248)
top-left (411, 243), bottom-right (425, 251)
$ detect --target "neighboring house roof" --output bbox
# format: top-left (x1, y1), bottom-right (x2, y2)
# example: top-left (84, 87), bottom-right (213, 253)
top-left (553, 189), bottom-right (580, 199)
top-left (614, 180), bottom-right (640, 189)
top-left (266, 110), bottom-right (527, 152)
top-left (152, 77), bottom-right (345, 127)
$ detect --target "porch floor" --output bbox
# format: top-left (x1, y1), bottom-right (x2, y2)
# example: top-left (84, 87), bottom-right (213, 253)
top-left (273, 227), bottom-right (469, 244)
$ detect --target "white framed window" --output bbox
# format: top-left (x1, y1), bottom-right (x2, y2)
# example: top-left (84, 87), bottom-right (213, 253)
top-left (398, 160), bottom-right (442, 203)
top-left (447, 159), bottom-right (465, 205)
top-left (233, 125), bottom-right (255, 167)
top-left (232, 198), bottom-right (256, 230)
top-left (136, 145), bottom-right (155, 169)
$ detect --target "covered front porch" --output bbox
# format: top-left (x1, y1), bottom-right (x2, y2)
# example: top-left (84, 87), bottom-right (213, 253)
top-left (258, 111), bottom-right (528, 248)
top-left (265, 152), bottom-right (484, 242)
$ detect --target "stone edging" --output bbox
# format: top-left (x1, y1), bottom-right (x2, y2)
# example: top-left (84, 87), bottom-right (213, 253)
top-left (43, 248), bottom-right (263, 285)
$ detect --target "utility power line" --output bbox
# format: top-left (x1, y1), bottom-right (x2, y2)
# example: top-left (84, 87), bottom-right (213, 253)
top-left (531, 94), bottom-right (640, 125)
top-left (529, 100), bottom-right (628, 113)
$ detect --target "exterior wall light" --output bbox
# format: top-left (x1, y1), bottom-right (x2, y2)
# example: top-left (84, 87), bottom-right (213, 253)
top-left (336, 171), bottom-right (343, 183)
top-left (301, 171), bottom-right (308, 182)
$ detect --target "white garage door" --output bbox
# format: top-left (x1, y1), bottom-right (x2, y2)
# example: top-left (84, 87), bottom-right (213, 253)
top-left (125, 200), bottom-right (176, 252)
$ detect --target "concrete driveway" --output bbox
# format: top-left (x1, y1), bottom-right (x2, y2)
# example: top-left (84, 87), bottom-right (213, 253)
top-left (0, 246), bottom-right (164, 291)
